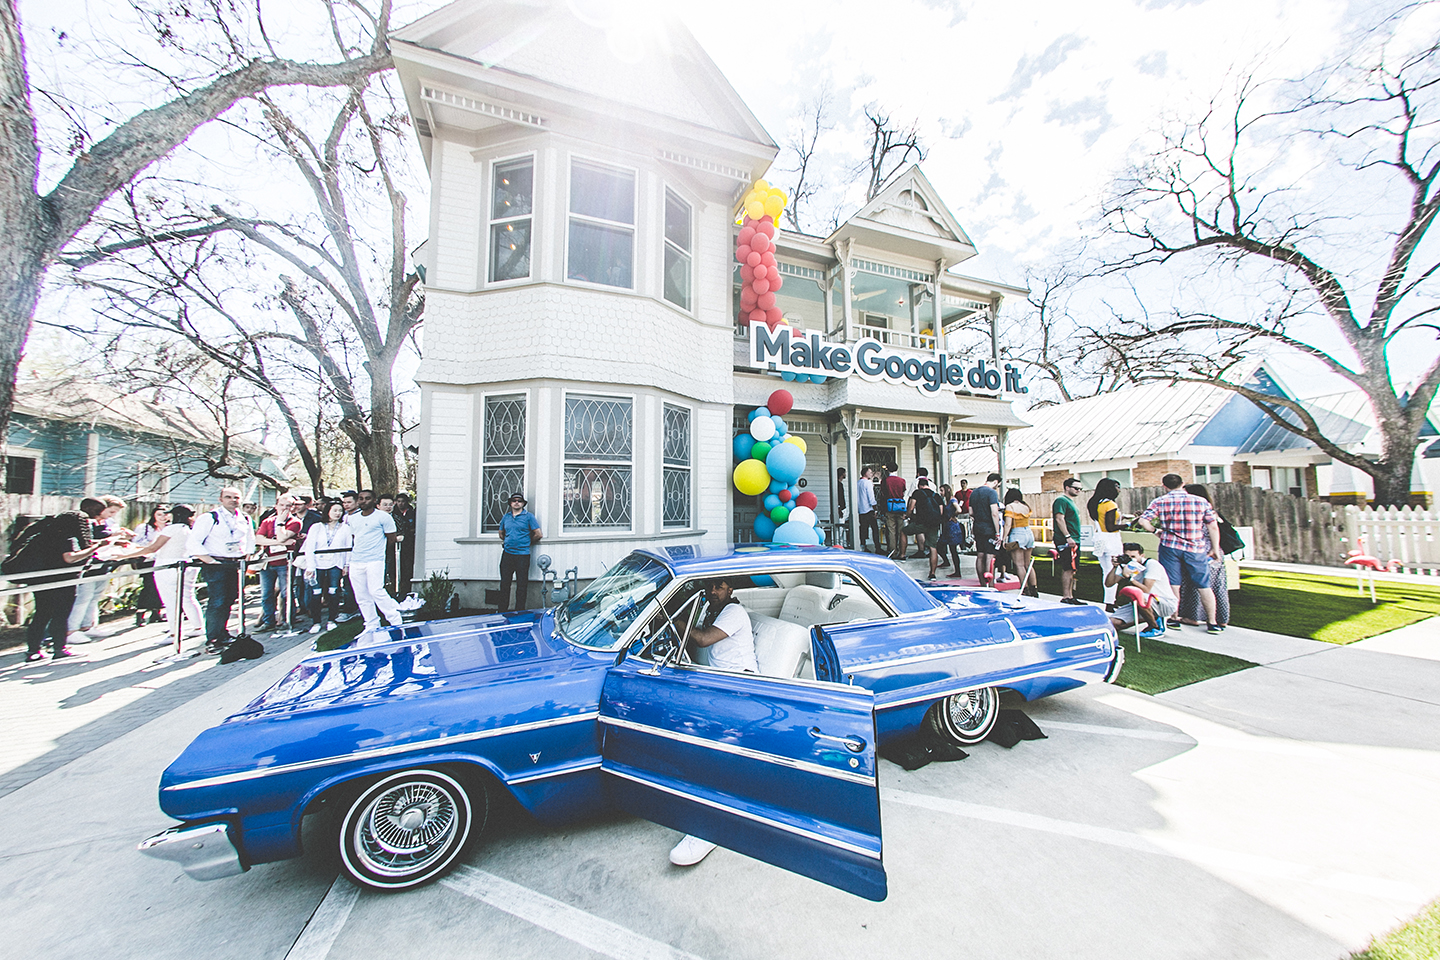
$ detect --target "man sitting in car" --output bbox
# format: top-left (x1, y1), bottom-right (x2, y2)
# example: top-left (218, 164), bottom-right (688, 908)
top-left (687, 577), bottom-right (758, 674)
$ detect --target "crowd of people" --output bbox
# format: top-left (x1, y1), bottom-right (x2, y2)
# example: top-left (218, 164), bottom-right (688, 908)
top-left (9, 486), bottom-right (419, 663)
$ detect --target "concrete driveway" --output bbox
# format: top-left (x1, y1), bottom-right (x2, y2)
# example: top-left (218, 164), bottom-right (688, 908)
top-left (0, 616), bottom-right (1436, 960)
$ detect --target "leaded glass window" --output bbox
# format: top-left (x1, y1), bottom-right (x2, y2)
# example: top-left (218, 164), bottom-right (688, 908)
top-left (489, 158), bottom-right (533, 283)
top-left (662, 403), bottom-right (691, 528)
top-left (663, 189), bottom-right (692, 311)
top-left (563, 394), bottom-right (632, 529)
top-left (481, 394), bottom-right (526, 531)
top-left (567, 160), bottom-right (634, 288)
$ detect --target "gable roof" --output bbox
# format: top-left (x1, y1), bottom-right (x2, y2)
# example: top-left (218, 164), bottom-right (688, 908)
top-left (391, 0), bottom-right (776, 150)
top-left (827, 165), bottom-right (978, 265)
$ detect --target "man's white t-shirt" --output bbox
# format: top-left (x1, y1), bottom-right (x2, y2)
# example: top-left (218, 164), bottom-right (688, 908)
top-left (345, 510), bottom-right (396, 564)
top-left (706, 601), bottom-right (758, 673)
top-left (1137, 557), bottom-right (1178, 613)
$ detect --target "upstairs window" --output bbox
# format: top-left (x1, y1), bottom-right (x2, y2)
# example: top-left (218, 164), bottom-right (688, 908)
top-left (5, 456), bottom-right (35, 494)
top-left (489, 158), bottom-right (533, 283)
top-left (663, 189), bottom-right (692, 310)
top-left (568, 160), bottom-right (634, 288)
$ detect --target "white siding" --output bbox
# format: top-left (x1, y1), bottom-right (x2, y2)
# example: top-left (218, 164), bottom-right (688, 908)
top-left (422, 391), bottom-right (473, 575)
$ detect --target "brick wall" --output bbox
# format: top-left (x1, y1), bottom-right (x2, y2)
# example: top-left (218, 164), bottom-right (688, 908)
top-left (1041, 469), bottom-right (1070, 492)
top-left (1134, 459), bottom-right (1193, 489)
top-left (1230, 460), bottom-right (1251, 485)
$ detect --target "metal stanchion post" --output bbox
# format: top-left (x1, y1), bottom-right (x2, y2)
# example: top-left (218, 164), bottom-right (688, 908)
top-left (173, 559), bottom-right (187, 656)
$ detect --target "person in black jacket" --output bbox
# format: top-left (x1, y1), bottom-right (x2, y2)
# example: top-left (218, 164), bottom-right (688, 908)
top-left (21, 500), bottom-right (112, 662)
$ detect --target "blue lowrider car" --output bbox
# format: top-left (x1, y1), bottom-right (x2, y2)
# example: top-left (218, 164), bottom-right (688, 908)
top-left (139, 545), bottom-right (1119, 901)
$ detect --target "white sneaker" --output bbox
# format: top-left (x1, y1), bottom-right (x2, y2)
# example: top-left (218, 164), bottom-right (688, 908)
top-left (309, 623), bottom-right (323, 634)
top-left (326, 621), bottom-right (336, 630)
top-left (668, 835), bottom-right (717, 866)
top-left (67, 631), bottom-right (93, 644)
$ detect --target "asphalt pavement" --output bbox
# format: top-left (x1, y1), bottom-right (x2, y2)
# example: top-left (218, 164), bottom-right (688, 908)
top-left (0, 590), bottom-right (1437, 960)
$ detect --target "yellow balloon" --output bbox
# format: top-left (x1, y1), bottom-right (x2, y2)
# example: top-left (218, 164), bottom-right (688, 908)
top-left (745, 198), bottom-right (765, 220)
top-left (784, 435), bottom-right (807, 454)
top-left (755, 179), bottom-right (770, 192)
top-left (769, 187), bottom-right (786, 201)
top-left (733, 458), bottom-right (771, 496)
top-left (763, 195), bottom-right (784, 219)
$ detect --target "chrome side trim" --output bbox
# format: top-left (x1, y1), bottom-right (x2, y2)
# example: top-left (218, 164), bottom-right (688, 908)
top-left (507, 759), bottom-right (603, 785)
top-left (875, 656), bottom-right (1115, 710)
top-left (163, 711), bottom-right (601, 792)
top-left (603, 765), bottom-right (881, 860)
top-left (859, 628), bottom-right (1110, 671)
top-left (1056, 638), bottom-right (1108, 654)
top-left (600, 715), bottom-right (875, 786)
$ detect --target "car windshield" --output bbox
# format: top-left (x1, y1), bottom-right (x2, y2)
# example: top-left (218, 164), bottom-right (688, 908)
top-left (556, 553), bottom-right (671, 650)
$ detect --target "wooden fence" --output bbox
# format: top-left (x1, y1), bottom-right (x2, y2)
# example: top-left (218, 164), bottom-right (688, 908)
top-left (1346, 506), bottom-right (1440, 575)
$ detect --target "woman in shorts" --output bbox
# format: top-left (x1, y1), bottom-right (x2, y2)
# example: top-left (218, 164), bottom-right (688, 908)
top-left (1001, 488), bottom-right (1039, 597)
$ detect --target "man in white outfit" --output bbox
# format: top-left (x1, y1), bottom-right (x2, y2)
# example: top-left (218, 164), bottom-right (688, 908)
top-left (345, 489), bottom-right (403, 634)
top-left (669, 577), bottom-right (757, 868)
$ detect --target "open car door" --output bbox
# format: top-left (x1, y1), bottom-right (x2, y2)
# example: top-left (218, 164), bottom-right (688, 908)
top-left (599, 654), bottom-right (886, 901)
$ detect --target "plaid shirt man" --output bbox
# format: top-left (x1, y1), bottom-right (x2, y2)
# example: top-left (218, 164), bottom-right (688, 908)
top-left (1139, 489), bottom-right (1217, 553)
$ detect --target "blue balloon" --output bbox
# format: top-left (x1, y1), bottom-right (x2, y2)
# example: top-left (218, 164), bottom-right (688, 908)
top-left (753, 514), bottom-right (777, 541)
top-left (789, 484), bottom-right (801, 497)
top-left (815, 525), bottom-right (826, 543)
top-left (773, 520), bottom-right (821, 545)
top-left (747, 406), bottom-right (771, 421)
top-left (733, 433), bottom-right (756, 462)
top-left (763, 493), bottom-right (781, 511)
top-left (780, 371), bottom-right (796, 381)
top-left (766, 442), bottom-right (806, 484)
top-left (772, 416), bottom-right (787, 436)
top-left (768, 478), bottom-right (787, 493)
top-left (809, 374), bottom-right (826, 383)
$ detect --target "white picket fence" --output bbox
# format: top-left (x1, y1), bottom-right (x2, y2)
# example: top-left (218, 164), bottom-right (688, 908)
top-left (1345, 505), bottom-right (1440, 575)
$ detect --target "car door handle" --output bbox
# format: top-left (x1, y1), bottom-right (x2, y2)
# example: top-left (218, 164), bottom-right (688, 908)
top-left (809, 726), bottom-right (866, 753)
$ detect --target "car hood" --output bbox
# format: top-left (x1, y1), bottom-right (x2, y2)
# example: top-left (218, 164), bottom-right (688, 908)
top-left (233, 610), bottom-right (579, 720)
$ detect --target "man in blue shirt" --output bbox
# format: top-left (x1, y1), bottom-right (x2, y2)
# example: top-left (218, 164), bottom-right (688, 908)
top-left (497, 493), bottom-right (542, 612)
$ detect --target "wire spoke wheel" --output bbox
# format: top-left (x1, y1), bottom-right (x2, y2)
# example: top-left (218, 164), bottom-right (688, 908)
top-left (927, 686), bottom-right (999, 746)
top-left (338, 770), bottom-right (479, 890)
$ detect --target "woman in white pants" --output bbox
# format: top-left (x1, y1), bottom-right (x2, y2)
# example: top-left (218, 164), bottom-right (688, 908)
top-left (1087, 478), bottom-right (1126, 613)
top-left (123, 505), bottom-right (203, 641)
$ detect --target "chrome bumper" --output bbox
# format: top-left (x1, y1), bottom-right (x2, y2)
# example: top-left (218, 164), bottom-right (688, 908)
top-left (138, 822), bottom-right (247, 881)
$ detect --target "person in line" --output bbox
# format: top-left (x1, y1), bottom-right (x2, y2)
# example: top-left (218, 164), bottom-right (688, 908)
top-left (187, 486), bottom-right (256, 654)
top-left (1105, 542), bottom-right (1178, 640)
top-left (345, 489), bottom-right (403, 634)
top-left (1053, 478), bottom-right (1084, 605)
top-left (1087, 478), bottom-right (1126, 612)
top-left (340, 490), bottom-right (359, 515)
top-left (880, 463), bottom-right (909, 560)
top-left (855, 466), bottom-right (879, 553)
top-left (936, 483), bottom-right (964, 572)
top-left (497, 493), bottom-right (542, 612)
top-left (969, 473), bottom-right (1003, 584)
top-left (20, 500), bottom-right (111, 662)
top-left (129, 504), bottom-right (170, 626)
top-left (670, 576), bottom-right (757, 868)
top-left (376, 493), bottom-right (398, 591)
top-left (67, 494), bottom-right (129, 643)
top-left (255, 495), bottom-right (301, 632)
top-left (1002, 487), bottom-right (1040, 597)
top-left (123, 505), bottom-right (203, 644)
top-left (1138, 474), bottom-right (1224, 633)
top-left (834, 467), bottom-right (848, 525)
top-left (907, 477), bottom-right (944, 580)
top-left (1172, 484), bottom-right (1232, 629)
top-left (956, 478), bottom-right (972, 515)
top-left (394, 493), bottom-right (417, 596)
top-left (301, 500), bottom-right (352, 633)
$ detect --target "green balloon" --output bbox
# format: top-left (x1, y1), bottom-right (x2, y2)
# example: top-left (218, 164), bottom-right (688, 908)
top-left (770, 505), bottom-right (790, 524)
top-left (751, 441), bottom-right (772, 462)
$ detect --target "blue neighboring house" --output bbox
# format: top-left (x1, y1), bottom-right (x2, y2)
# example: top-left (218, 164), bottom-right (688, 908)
top-left (6, 379), bottom-right (286, 511)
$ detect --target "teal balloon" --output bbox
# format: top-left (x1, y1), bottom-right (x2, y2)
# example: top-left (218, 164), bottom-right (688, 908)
top-left (753, 515), bottom-right (777, 541)
top-left (733, 434), bottom-right (755, 461)
top-left (774, 520), bottom-right (821, 545)
top-left (769, 478), bottom-right (787, 493)
top-left (815, 525), bottom-right (826, 543)
top-left (770, 505), bottom-right (791, 524)
top-left (781, 371), bottom-right (796, 381)
top-left (809, 374), bottom-right (826, 383)
top-left (747, 406), bottom-right (771, 421)
top-left (765, 442), bottom-right (806, 484)
top-left (763, 493), bottom-right (781, 511)
top-left (772, 416), bottom-right (787, 436)
top-left (750, 441), bottom-right (772, 462)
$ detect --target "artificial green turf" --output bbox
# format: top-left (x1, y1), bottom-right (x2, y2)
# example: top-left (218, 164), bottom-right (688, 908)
top-left (1111, 633), bottom-right (1256, 696)
top-left (1352, 898), bottom-right (1440, 960)
top-left (1027, 558), bottom-right (1440, 644)
top-left (313, 620), bottom-right (363, 652)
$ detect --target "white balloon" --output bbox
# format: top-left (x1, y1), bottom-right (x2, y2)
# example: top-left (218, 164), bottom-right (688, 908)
top-left (749, 416), bottom-right (777, 442)
top-left (787, 505), bottom-right (816, 527)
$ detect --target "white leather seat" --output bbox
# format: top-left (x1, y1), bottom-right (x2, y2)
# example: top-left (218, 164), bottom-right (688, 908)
top-left (778, 584), bottom-right (837, 626)
top-left (751, 614), bottom-right (813, 679)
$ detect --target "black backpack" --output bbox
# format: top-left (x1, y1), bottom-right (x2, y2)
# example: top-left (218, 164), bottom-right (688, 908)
top-left (914, 489), bottom-right (942, 525)
top-left (2, 516), bottom-right (64, 576)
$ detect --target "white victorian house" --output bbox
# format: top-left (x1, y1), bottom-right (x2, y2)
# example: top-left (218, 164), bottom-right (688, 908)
top-left (393, 0), bottom-right (1031, 604)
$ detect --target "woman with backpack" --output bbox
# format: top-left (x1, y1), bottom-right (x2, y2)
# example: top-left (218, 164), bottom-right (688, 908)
top-left (1001, 488), bottom-right (1040, 597)
top-left (935, 483), bottom-right (965, 574)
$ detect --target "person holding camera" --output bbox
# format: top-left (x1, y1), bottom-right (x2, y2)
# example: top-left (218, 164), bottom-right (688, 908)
top-left (1104, 542), bottom-right (1177, 640)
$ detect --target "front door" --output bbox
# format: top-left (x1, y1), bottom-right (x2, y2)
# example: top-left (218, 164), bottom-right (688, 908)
top-left (599, 658), bottom-right (886, 901)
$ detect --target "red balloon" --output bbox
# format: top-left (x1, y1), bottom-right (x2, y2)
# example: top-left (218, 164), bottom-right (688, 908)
top-left (795, 491), bottom-right (818, 510)
top-left (751, 233), bottom-right (771, 254)
top-left (777, 489), bottom-right (792, 503)
top-left (765, 306), bottom-right (783, 325)
top-left (771, 273), bottom-right (784, 291)
top-left (747, 251), bottom-right (761, 267)
top-left (760, 214), bottom-right (773, 224)
top-left (749, 308), bottom-right (766, 324)
top-left (760, 251), bottom-right (776, 269)
top-left (753, 264), bottom-right (768, 281)
top-left (757, 220), bottom-right (777, 239)
top-left (765, 315), bottom-right (783, 331)
top-left (739, 264), bottom-right (754, 282)
top-left (758, 292), bottom-right (776, 310)
top-left (735, 244), bottom-right (752, 263)
top-left (753, 279), bottom-right (770, 295)
top-left (737, 226), bottom-right (756, 246)
top-left (740, 287), bottom-right (757, 308)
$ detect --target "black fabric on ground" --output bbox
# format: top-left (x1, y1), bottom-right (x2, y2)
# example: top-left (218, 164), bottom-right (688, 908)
top-left (219, 636), bottom-right (265, 663)
top-left (880, 736), bottom-right (968, 770)
top-left (986, 709), bottom-right (1047, 748)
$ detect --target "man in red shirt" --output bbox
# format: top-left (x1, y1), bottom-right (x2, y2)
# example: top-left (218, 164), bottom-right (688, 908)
top-left (256, 495), bottom-right (303, 631)
top-left (880, 463), bottom-right (908, 560)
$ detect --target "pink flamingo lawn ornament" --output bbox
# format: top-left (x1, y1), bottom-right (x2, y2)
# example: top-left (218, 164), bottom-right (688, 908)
top-left (1343, 535), bottom-right (1401, 602)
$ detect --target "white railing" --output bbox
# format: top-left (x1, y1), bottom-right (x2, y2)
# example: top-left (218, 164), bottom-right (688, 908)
top-left (1344, 505), bottom-right (1440, 575)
